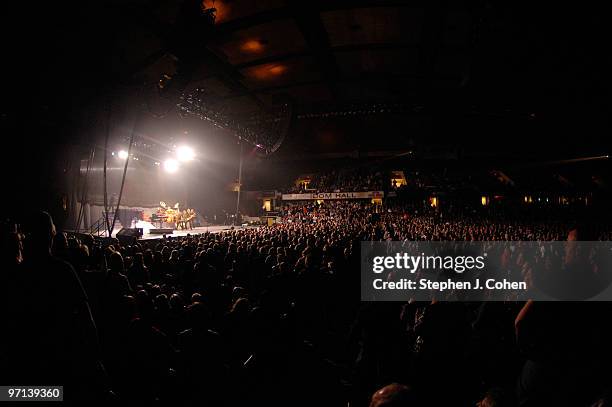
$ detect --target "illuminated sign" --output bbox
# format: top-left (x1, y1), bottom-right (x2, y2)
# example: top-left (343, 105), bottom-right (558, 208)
top-left (281, 191), bottom-right (384, 200)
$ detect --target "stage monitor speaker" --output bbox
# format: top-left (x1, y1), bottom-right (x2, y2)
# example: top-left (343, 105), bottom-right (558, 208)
top-left (117, 228), bottom-right (143, 237)
top-left (116, 228), bottom-right (143, 245)
top-left (149, 228), bottom-right (174, 235)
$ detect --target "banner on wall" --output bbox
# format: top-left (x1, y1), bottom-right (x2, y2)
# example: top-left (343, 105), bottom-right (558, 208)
top-left (281, 191), bottom-right (384, 200)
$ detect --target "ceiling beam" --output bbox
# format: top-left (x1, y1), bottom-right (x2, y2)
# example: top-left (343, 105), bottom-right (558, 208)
top-left (233, 42), bottom-right (465, 70)
top-left (234, 51), bottom-right (309, 70)
top-left (290, 3), bottom-right (341, 99)
top-left (215, 73), bottom-right (463, 100)
top-left (415, 0), bottom-right (448, 97)
top-left (214, 0), bottom-right (468, 36)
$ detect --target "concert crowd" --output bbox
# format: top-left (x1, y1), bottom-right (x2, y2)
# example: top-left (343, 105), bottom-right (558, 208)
top-left (288, 167), bottom-right (385, 193)
top-left (1, 202), bottom-right (611, 406)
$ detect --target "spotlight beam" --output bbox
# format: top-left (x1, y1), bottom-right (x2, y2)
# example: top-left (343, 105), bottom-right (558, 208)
top-left (176, 145), bottom-right (195, 162)
top-left (164, 158), bottom-right (179, 173)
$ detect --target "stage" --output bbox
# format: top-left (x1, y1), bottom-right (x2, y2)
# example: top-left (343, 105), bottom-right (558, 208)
top-left (91, 224), bottom-right (254, 240)
top-left (140, 225), bottom-right (256, 240)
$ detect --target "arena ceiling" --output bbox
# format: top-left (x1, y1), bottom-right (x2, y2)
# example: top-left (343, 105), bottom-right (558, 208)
top-left (75, 0), bottom-right (606, 139)
top-left (124, 0), bottom-right (478, 114)
top-left (3, 1), bottom-right (610, 153)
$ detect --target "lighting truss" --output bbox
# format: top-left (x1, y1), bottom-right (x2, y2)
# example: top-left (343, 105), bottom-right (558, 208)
top-left (178, 88), bottom-right (292, 155)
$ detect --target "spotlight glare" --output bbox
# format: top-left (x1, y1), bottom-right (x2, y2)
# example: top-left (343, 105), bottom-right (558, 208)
top-left (118, 150), bottom-right (129, 159)
top-left (164, 159), bottom-right (179, 173)
top-left (176, 145), bottom-right (195, 161)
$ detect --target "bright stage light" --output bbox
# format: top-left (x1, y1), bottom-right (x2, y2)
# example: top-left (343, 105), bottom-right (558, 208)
top-left (164, 159), bottom-right (179, 173)
top-left (176, 145), bottom-right (195, 161)
top-left (118, 150), bottom-right (129, 159)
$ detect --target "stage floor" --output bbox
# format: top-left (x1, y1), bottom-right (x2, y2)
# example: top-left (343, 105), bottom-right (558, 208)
top-left (139, 225), bottom-right (243, 240)
top-left (103, 225), bottom-right (251, 240)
